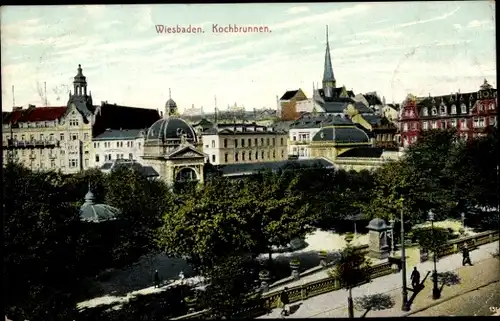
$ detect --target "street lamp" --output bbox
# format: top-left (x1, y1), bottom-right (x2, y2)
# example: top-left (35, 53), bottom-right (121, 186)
top-left (460, 212), bottom-right (466, 230)
top-left (389, 218), bottom-right (395, 257)
top-left (428, 210), bottom-right (440, 300)
top-left (400, 200), bottom-right (409, 311)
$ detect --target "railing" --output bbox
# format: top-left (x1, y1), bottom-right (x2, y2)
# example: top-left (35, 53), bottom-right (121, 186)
top-left (172, 230), bottom-right (498, 320)
top-left (3, 140), bottom-right (60, 149)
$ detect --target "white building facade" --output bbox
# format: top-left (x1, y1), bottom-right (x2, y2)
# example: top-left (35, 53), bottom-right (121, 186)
top-left (288, 127), bottom-right (321, 159)
top-left (90, 129), bottom-right (146, 168)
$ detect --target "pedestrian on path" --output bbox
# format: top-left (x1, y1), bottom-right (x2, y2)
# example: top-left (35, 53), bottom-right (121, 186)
top-left (410, 267), bottom-right (421, 289)
top-left (462, 244), bottom-right (473, 266)
top-left (280, 287), bottom-right (290, 317)
top-left (154, 269), bottom-right (160, 288)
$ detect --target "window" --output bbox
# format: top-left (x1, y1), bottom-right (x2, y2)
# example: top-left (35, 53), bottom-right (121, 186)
top-left (94, 142), bottom-right (96, 148)
top-left (440, 106), bottom-right (446, 115)
top-left (478, 104), bottom-right (483, 111)
top-left (120, 154), bottom-right (124, 159)
top-left (84, 159), bottom-right (89, 167)
top-left (266, 138), bottom-right (270, 146)
top-left (60, 159), bottom-right (65, 167)
top-left (116, 154), bottom-right (119, 159)
top-left (431, 108), bottom-right (437, 115)
top-left (69, 159), bottom-right (78, 168)
top-left (224, 139), bottom-right (228, 148)
top-left (451, 105), bottom-right (456, 114)
top-left (242, 151), bottom-right (245, 161)
top-left (211, 140), bottom-right (215, 148)
top-left (95, 155), bottom-right (100, 163)
top-left (281, 150), bottom-right (284, 158)
top-left (450, 119), bottom-right (457, 127)
top-left (273, 150), bottom-right (276, 158)
top-left (255, 151), bottom-right (258, 160)
top-left (441, 120), bottom-right (446, 128)
top-left (241, 139), bottom-right (245, 147)
top-left (403, 123), bottom-right (408, 131)
top-left (235, 139), bottom-right (238, 148)
top-left (108, 154), bottom-right (112, 160)
top-left (292, 135), bottom-right (297, 141)
top-left (432, 121), bottom-right (438, 129)
top-left (489, 103), bottom-right (495, 110)
top-left (423, 121), bottom-right (429, 130)
top-left (248, 138), bottom-right (251, 147)
top-left (224, 153), bottom-right (228, 162)
top-left (261, 138), bottom-right (264, 145)
top-left (71, 133), bottom-right (78, 140)
top-left (30, 134), bottom-right (34, 141)
top-left (267, 151), bottom-right (270, 159)
top-left (129, 153), bottom-right (133, 159)
top-left (280, 137), bottom-right (284, 145)
top-left (69, 119), bottom-right (79, 126)
top-left (478, 117), bottom-right (485, 128)
top-left (235, 152), bottom-right (239, 162)
top-left (60, 133), bottom-right (65, 141)
top-left (249, 152), bottom-right (252, 160)
top-left (84, 133), bottom-right (89, 140)
top-left (461, 104), bottom-right (467, 114)
top-left (255, 138), bottom-right (258, 146)
top-left (261, 151), bottom-right (265, 159)
top-left (40, 134), bottom-right (44, 141)
top-left (130, 141), bottom-right (134, 147)
top-left (212, 154), bottom-right (216, 163)
top-left (60, 150), bottom-right (65, 155)
top-left (423, 107), bottom-right (428, 116)
top-left (51, 160), bottom-right (56, 168)
top-left (473, 118), bottom-right (479, 128)
top-left (272, 138), bottom-right (276, 146)
top-left (21, 134), bottom-right (25, 141)
top-left (489, 116), bottom-right (496, 126)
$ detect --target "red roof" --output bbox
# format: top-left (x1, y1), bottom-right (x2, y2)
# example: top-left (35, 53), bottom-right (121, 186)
top-left (3, 110), bottom-right (25, 124)
top-left (17, 107), bottom-right (67, 122)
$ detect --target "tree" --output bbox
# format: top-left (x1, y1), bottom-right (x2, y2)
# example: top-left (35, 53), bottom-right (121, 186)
top-left (328, 237), bottom-right (372, 318)
top-left (354, 293), bottom-right (395, 318)
top-left (4, 163), bottom-right (84, 320)
top-left (200, 255), bottom-right (260, 318)
top-left (105, 166), bottom-right (172, 268)
top-left (412, 227), bottom-right (450, 255)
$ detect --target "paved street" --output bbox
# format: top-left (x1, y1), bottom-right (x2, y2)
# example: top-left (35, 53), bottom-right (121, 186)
top-left (410, 280), bottom-right (500, 317)
top-left (258, 241), bottom-right (498, 318)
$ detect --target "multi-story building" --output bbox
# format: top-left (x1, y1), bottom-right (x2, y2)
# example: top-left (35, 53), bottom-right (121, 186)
top-left (278, 89), bottom-right (308, 121)
top-left (91, 129), bottom-right (147, 167)
top-left (2, 64), bottom-right (95, 173)
top-left (399, 79), bottom-right (497, 147)
top-left (2, 64), bottom-right (161, 174)
top-left (201, 123), bottom-right (288, 165)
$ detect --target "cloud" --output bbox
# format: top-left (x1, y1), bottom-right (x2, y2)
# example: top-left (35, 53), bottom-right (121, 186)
top-left (286, 6), bottom-right (310, 15)
top-left (345, 39), bottom-right (370, 45)
top-left (84, 5), bottom-right (106, 17)
top-left (272, 4), bottom-right (371, 31)
top-left (466, 19), bottom-right (494, 29)
top-left (349, 6), bottom-right (461, 39)
top-left (453, 24), bottom-right (462, 30)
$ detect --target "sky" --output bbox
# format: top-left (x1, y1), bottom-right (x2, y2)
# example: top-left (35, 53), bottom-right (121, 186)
top-left (1, 2), bottom-right (496, 113)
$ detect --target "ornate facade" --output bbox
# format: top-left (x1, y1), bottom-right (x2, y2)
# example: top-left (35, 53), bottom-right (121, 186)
top-left (399, 80), bottom-right (497, 147)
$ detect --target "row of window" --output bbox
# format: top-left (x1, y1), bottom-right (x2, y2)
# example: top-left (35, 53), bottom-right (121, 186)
top-left (218, 149), bottom-right (285, 163)
top-left (403, 116), bottom-right (495, 131)
top-left (420, 103), bottom-right (495, 117)
top-left (94, 141), bottom-right (140, 149)
top-left (291, 134), bottom-right (310, 141)
top-left (212, 137), bottom-right (284, 149)
top-left (11, 118), bottom-right (80, 129)
top-left (6, 132), bottom-right (89, 142)
top-left (95, 153), bottom-right (134, 162)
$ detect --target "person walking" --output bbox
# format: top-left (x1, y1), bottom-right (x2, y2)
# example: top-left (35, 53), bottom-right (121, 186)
top-left (462, 244), bottom-right (473, 266)
top-left (280, 287), bottom-right (290, 317)
top-left (154, 269), bottom-right (160, 288)
top-left (410, 267), bottom-right (421, 289)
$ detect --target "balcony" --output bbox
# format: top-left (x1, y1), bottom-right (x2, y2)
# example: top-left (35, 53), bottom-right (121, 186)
top-left (288, 139), bottom-right (310, 145)
top-left (2, 139), bottom-right (60, 149)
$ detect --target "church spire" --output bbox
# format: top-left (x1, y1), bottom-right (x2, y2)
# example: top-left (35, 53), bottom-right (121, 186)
top-left (322, 25), bottom-right (336, 99)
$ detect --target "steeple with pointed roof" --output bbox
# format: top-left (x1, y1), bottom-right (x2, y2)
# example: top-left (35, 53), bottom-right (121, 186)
top-left (322, 25), bottom-right (336, 99)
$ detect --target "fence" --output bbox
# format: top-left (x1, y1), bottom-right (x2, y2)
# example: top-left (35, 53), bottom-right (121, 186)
top-left (171, 230), bottom-right (498, 320)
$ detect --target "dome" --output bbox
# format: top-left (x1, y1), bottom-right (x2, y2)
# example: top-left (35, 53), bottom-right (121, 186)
top-left (312, 126), bottom-right (370, 144)
top-left (74, 64), bottom-right (86, 82)
top-left (146, 117), bottom-right (197, 143)
top-left (80, 186), bottom-right (120, 223)
top-left (366, 218), bottom-right (388, 231)
top-left (165, 98), bottom-right (177, 109)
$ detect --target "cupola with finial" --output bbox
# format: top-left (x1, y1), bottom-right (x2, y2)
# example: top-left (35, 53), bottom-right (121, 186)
top-left (165, 88), bottom-right (178, 118)
top-left (80, 182), bottom-right (120, 223)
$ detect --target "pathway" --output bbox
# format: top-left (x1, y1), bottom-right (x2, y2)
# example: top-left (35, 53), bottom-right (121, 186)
top-left (257, 241), bottom-right (499, 318)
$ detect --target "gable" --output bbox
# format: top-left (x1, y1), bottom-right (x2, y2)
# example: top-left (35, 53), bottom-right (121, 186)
top-left (167, 145), bottom-right (206, 159)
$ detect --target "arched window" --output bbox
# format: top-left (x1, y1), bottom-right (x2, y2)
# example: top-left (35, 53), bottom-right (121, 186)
top-left (423, 107), bottom-right (428, 116)
top-left (451, 105), bottom-right (456, 114)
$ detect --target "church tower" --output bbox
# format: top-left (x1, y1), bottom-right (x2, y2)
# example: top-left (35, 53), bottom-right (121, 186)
top-left (68, 64), bottom-right (93, 112)
top-left (322, 26), bottom-right (336, 99)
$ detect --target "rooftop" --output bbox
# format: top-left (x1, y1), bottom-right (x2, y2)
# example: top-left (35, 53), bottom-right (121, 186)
top-left (215, 158), bottom-right (335, 177)
top-left (93, 129), bottom-right (146, 141)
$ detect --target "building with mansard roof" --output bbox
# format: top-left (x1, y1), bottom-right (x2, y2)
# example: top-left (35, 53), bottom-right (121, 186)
top-left (2, 64), bottom-right (161, 174)
top-left (399, 79), bottom-right (497, 147)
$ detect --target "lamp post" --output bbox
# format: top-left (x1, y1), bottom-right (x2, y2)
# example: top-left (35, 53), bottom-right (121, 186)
top-left (428, 210), bottom-right (440, 300)
top-left (400, 200), bottom-right (409, 311)
top-left (460, 212), bottom-right (466, 230)
top-left (389, 218), bottom-right (395, 257)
